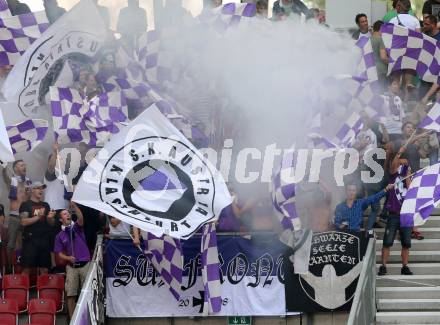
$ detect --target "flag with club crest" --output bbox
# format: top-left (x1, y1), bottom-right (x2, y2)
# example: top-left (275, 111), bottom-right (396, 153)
top-left (144, 231), bottom-right (183, 300)
top-left (418, 99), bottom-right (440, 132)
top-left (381, 23), bottom-right (440, 85)
top-left (201, 222), bottom-right (221, 314)
top-left (0, 11), bottom-right (49, 66)
top-left (0, 0), bottom-right (10, 18)
top-left (72, 104), bottom-right (232, 239)
top-left (0, 110), bottom-right (14, 164)
top-left (50, 87), bottom-right (128, 146)
top-left (271, 148), bottom-right (301, 231)
top-left (6, 119), bottom-right (48, 154)
top-left (400, 162), bottom-right (440, 227)
top-left (2, 0), bottom-right (107, 118)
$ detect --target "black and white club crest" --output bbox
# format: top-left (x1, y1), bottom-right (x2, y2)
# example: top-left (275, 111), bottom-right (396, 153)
top-left (99, 136), bottom-right (216, 238)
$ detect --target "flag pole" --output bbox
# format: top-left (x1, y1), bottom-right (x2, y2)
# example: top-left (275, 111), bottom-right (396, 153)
top-left (402, 129), bottom-right (417, 148)
top-left (127, 229), bottom-right (144, 253)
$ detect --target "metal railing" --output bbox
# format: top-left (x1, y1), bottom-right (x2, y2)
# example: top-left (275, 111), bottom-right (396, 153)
top-left (347, 238), bottom-right (376, 325)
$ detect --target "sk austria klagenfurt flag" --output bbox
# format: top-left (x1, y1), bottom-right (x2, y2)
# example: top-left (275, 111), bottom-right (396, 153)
top-left (72, 104), bottom-right (232, 239)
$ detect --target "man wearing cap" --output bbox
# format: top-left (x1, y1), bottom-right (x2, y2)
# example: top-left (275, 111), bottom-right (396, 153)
top-left (19, 182), bottom-right (56, 275)
top-left (54, 201), bottom-right (90, 318)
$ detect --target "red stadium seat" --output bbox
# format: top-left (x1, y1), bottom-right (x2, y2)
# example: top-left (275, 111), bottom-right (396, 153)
top-left (1, 274), bottom-right (30, 312)
top-left (0, 299), bottom-right (18, 325)
top-left (37, 274), bottom-right (65, 312)
top-left (28, 299), bottom-right (56, 325)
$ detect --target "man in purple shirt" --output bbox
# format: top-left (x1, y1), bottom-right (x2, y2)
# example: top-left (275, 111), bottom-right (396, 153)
top-left (54, 201), bottom-right (90, 318)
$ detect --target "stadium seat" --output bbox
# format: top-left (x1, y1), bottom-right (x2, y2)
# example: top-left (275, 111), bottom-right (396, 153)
top-left (1, 274), bottom-right (30, 312)
top-left (28, 299), bottom-right (56, 325)
top-left (37, 274), bottom-right (65, 312)
top-left (0, 299), bottom-right (18, 325)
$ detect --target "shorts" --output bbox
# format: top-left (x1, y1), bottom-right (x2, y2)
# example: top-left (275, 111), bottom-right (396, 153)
top-left (21, 236), bottom-right (51, 269)
top-left (66, 263), bottom-right (90, 297)
top-left (383, 214), bottom-right (412, 248)
top-left (6, 215), bottom-right (21, 251)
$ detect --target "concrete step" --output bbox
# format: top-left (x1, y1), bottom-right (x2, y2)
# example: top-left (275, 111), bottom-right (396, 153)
top-left (377, 286), bottom-right (440, 299)
top-left (421, 216), bottom-right (440, 227)
top-left (377, 298), bottom-right (440, 311)
top-left (376, 263), bottom-right (440, 275)
top-left (376, 311), bottom-right (440, 324)
top-left (375, 228), bottom-right (440, 239)
top-left (376, 274), bottom-right (440, 287)
top-left (375, 239), bottom-right (440, 251)
top-left (376, 250), bottom-right (440, 262)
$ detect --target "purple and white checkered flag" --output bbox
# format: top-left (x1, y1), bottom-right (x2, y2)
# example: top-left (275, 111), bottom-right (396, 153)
top-left (102, 76), bottom-right (208, 143)
top-left (271, 148), bottom-right (301, 231)
top-left (419, 99), bottom-right (440, 131)
top-left (356, 36), bottom-right (378, 81)
top-left (0, 11), bottom-right (49, 66)
top-left (6, 119), bottom-right (48, 154)
top-left (199, 2), bottom-right (256, 33)
top-left (307, 110), bottom-right (363, 149)
top-left (381, 23), bottom-right (440, 85)
top-left (137, 29), bottom-right (178, 87)
top-left (201, 222), bottom-right (221, 315)
top-left (0, 0), bottom-right (11, 18)
top-left (323, 75), bottom-right (384, 120)
top-left (307, 114), bottom-right (338, 149)
top-left (335, 111), bottom-right (364, 147)
top-left (400, 162), bottom-right (440, 227)
top-left (50, 87), bottom-right (128, 146)
top-left (144, 232), bottom-right (183, 300)
top-left (85, 91), bottom-right (128, 133)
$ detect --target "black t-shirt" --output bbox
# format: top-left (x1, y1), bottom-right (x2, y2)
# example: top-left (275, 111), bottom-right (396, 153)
top-left (19, 200), bottom-right (51, 239)
top-left (77, 204), bottom-right (102, 252)
top-left (423, 0), bottom-right (440, 20)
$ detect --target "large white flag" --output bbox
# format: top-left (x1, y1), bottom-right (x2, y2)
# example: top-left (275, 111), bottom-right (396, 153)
top-left (73, 105), bottom-right (232, 239)
top-left (0, 110), bottom-right (14, 165)
top-left (2, 0), bottom-right (107, 117)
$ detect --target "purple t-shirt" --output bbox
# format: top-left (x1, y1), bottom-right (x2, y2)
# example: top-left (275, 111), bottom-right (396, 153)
top-left (217, 205), bottom-right (240, 232)
top-left (54, 223), bottom-right (91, 262)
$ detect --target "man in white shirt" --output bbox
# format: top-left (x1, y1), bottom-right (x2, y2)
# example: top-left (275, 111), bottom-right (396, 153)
top-left (389, 0), bottom-right (421, 31)
top-left (352, 13), bottom-right (371, 40)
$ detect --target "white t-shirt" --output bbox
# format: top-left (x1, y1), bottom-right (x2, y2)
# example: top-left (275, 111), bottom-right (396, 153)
top-left (355, 129), bottom-right (378, 157)
top-left (389, 14), bottom-right (421, 31)
top-left (381, 93), bottom-right (405, 135)
top-left (44, 173), bottom-right (69, 211)
top-left (109, 221), bottom-right (131, 238)
top-left (358, 31), bottom-right (371, 39)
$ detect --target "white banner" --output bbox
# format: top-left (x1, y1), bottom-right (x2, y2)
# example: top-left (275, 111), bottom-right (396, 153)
top-left (0, 110), bottom-right (14, 164)
top-left (105, 237), bottom-right (287, 317)
top-left (73, 105), bottom-right (231, 239)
